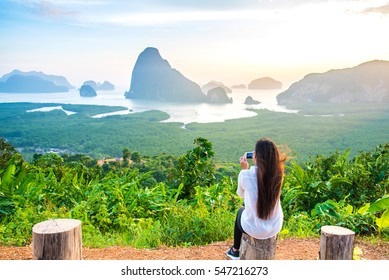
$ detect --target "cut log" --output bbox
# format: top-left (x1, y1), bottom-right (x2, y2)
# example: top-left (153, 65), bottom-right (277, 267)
top-left (240, 233), bottom-right (277, 260)
top-left (32, 218), bottom-right (82, 260)
top-left (319, 225), bottom-right (355, 260)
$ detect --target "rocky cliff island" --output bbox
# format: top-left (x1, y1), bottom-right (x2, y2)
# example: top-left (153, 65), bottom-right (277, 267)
top-left (248, 77), bottom-right (282, 90)
top-left (0, 70), bottom-right (74, 93)
top-left (125, 47), bottom-right (207, 103)
top-left (202, 81), bottom-right (232, 94)
top-left (244, 96), bottom-right (261, 105)
top-left (79, 84), bottom-right (97, 97)
top-left (277, 60), bottom-right (389, 107)
top-left (83, 80), bottom-right (115, 91)
top-left (206, 87), bottom-right (232, 103)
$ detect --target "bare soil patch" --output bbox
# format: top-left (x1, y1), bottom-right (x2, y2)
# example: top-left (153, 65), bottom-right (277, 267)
top-left (1, 238), bottom-right (387, 260)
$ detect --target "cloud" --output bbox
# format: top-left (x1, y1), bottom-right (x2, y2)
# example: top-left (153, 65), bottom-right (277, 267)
top-left (23, 0), bottom-right (78, 18)
top-left (125, 0), bottom-right (349, 11)
top-left (84, 9), bottom-right (275, 27)
top-left (8, 0), bottom-right (382, 29)
top-left (126, 0), bottom-right (263, 10)
top-left (362, 3), bottom-right (389, 14)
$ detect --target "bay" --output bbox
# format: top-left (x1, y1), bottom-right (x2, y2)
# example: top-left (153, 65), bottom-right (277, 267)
top-left (0, 87), bottom-right (298, 124)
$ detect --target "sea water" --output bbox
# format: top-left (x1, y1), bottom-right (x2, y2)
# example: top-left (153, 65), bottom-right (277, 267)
top-left (0, 88), bottom-right (298, 124)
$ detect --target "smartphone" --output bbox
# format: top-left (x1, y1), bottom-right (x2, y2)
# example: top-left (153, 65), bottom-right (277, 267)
top-left (245, 151), bottom-right (254, 159)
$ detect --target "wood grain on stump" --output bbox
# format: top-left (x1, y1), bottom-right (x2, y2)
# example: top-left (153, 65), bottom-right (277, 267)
top-left (320, 225), bottom-right (355, 260)
top-left (32, 218), bottom-right (82, 260)
top-left (240, 233), bottom-right (277, 260)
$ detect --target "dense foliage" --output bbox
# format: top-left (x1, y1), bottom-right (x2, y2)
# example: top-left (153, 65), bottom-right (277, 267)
top-left (1, 102), bottom-right (388, 165)
top-left (281, 143), bottom-right (389, 236)
top-left (0, 138), bottom-right (388, 247)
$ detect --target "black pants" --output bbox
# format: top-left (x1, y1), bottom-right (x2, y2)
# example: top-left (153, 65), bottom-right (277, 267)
top-left (233, 207), bottom-right (246, 250)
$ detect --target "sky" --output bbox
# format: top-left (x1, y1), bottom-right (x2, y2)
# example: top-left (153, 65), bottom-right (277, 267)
top-left (1, 0), bottom-right (389, 90)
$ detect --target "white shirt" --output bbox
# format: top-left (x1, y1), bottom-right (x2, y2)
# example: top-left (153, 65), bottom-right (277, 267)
top-left (237, 166), bottom-right (283, 239)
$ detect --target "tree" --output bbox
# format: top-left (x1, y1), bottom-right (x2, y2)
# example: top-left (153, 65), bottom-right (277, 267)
top-left (131, 151), bottom-right (141, 163)
top-left (122, 147), bottom-right (132, 167)
top-left (0, 138), bottom-right (21, 171)
top-left (62, 153), bottom-right (97, 168)
top-left (32, 153), bottom-right (64, 181)
top-left (138, 153), bottom-right (177, 183)
top-left (175, 137), bottom-right (216, 198)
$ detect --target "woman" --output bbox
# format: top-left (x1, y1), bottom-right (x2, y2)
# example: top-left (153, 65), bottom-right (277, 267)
top-left (226, 138), bottom-right (286, 260)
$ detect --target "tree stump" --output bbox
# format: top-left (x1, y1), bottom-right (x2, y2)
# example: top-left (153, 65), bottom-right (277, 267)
top-left (319, 225), bottom-right (355, 260)
top-left (240, 233), bottom-right (277, 260)
top-left (32, 218), bottom-right (82, 260)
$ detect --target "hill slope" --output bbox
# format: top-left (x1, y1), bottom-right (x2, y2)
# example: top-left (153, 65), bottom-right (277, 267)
top-left (277, 60), bottom-right (389, 107)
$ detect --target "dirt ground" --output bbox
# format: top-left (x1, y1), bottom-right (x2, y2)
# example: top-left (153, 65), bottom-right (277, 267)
top-left (1, 238), bottom-right (388, 260)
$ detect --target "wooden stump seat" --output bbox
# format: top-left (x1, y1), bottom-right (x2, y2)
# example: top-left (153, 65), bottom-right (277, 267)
top-left (240, 233), bottom-right (277, 260)
top-left (319, 225), bottom-right (355, 260)
top-left (32, 218), bottom-right (82, 260)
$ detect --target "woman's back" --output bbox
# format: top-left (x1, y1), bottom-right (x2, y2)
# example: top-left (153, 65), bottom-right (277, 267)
top-left (237, 166), bottom-right (283, 239)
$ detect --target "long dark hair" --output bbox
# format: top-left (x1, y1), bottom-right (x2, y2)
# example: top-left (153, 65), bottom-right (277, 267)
top-left (255, 138), bottom-right (286, 219)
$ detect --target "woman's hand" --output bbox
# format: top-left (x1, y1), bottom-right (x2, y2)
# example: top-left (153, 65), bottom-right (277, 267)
top-left (240, 155), bottom-right (249, 170)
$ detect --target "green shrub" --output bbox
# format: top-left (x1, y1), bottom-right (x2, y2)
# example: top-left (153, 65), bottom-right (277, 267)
top-left (1, 138), bottom-right (388, 247)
